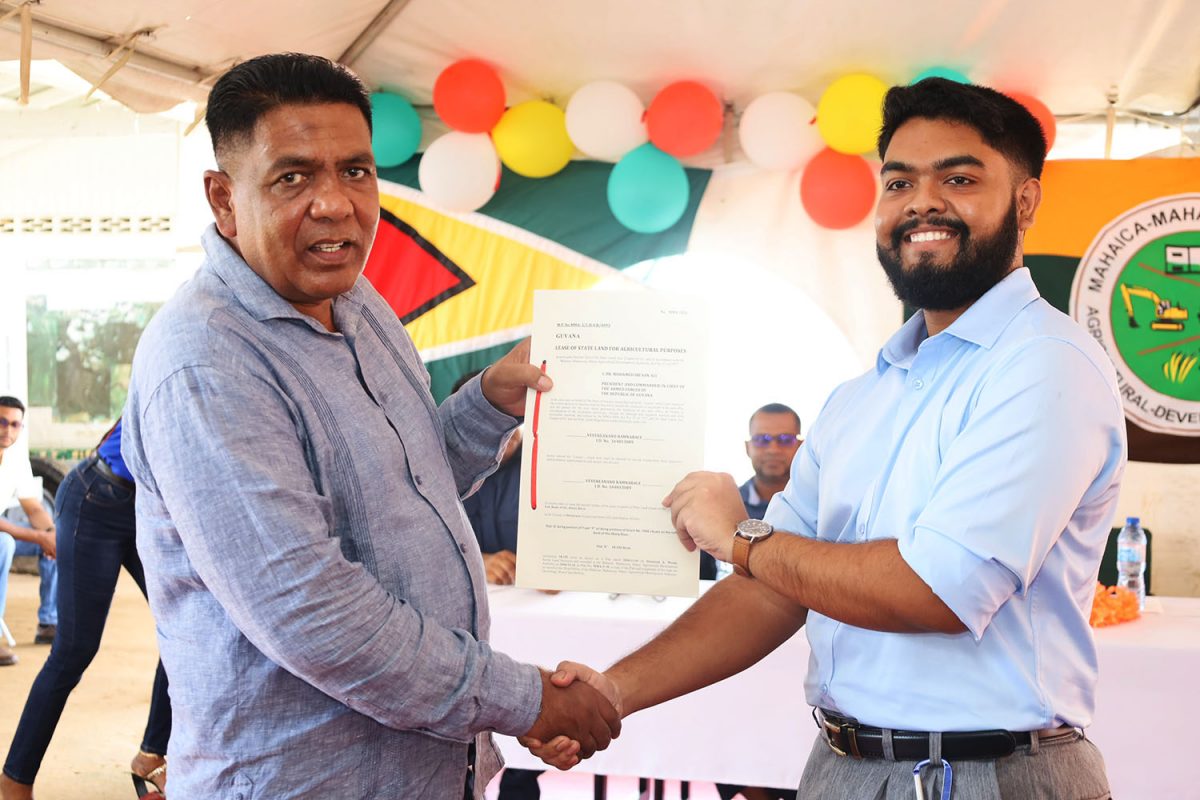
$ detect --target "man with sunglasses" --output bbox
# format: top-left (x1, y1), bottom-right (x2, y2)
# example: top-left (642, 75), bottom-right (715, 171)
top-left (740, 404), bottom-right (803, 521)
top-left (0, 396), bottom-right (58, 666)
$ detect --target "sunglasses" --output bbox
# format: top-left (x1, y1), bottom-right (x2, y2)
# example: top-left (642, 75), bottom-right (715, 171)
top-left (749, 433), bottom-right (799, 448)
top-left (0, 419), bottom-right (22, 430)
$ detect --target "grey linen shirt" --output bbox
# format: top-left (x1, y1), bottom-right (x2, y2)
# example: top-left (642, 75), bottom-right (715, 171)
top-left (122, 225), bottom-right (542, 799)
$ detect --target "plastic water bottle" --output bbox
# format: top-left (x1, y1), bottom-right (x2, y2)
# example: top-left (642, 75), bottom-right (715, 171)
top-left (1116, 516), bottom-right (1147, 610)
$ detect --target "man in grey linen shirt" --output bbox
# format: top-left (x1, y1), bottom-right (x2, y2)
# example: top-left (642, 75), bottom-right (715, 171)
top-left (121, 53), bottom-right (618, 799)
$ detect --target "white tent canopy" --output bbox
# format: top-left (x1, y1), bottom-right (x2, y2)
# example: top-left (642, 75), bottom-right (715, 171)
top-left (1, 0), bottom-right (1198, 120)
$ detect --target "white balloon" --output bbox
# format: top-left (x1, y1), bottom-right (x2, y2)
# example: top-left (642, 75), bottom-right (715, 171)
top-left (418, 132), bottom-right (499, 212)
top-left (566, 80), bottom-right (648, 162)
top-left (738, 91), bottom-right (823, 171)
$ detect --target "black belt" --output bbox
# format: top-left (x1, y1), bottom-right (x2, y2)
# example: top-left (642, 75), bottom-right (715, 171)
top-left (816, 708), bottom-right (1074, 761)
top-left (87, 453), bottom-right (135, 492)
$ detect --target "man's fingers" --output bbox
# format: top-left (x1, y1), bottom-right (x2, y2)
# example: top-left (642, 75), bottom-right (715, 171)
top-left (549, 669), bottom-right (577, 687)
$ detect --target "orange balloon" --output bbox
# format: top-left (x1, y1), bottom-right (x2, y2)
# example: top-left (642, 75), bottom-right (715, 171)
top-left (1005, 91), bottom-right (1056, 153)
top-left (800, 148), bottom-right (877, 229)
top-left (433, 59), bottom-right (506, 133)
top-left (646, 81), bottom-right (724, 158)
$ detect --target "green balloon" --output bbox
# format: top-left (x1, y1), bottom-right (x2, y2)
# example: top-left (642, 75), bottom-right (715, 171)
top-left (912, 66), bottom-right (970, 85)
top-left (607, 144), bottom-right (689, 234)
top-left (371, 92), bottom-right (422, 167)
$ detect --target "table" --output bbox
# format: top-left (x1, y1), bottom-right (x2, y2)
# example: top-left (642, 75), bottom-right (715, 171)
top-left (488, 586), bottom-right (1200, 799)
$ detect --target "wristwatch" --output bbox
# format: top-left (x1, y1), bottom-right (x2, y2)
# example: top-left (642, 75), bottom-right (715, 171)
top-left (731, 519), bottom-right (774, 578)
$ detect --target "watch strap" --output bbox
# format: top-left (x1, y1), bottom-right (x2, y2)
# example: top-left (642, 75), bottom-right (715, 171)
top-left (732, 532), bottom-right (752, 577)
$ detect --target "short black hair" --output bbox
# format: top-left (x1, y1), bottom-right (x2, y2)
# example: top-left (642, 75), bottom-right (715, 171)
top-left (749, 403), bottom-right (800, 432)
top-left (877, 78), bottom-right (1046, 180)
top-left (206, 52), bottom-right (373, 163)
top-left (0, 396), bottom-right (25, 414)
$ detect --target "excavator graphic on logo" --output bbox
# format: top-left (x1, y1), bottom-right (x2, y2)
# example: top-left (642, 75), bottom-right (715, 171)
top-left (1120, 284), bottom-right (1189, 332)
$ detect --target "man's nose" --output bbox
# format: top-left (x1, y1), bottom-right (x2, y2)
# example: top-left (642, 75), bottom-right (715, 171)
top-left (906, 179), bottom-right (946, 216)
top-left (309, 174), bottom-right (354, 220)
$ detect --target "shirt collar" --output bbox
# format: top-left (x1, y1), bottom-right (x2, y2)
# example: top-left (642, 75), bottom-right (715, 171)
top-left (201, 224), bottom-right (367, 332)
top-left (876, 267), bottom-right (1041, 372)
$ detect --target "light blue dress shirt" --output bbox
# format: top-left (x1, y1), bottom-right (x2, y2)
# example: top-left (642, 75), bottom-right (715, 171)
top-left (123, 226), bottom-right (541, 798)
top-left (765, 267), bottom-right (1127, 732)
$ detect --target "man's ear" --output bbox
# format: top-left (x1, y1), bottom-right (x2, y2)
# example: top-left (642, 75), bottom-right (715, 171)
top-left (1016, 176), bottom-right (1042, 232)
top-left (204, 169), bottom-right (237, 240)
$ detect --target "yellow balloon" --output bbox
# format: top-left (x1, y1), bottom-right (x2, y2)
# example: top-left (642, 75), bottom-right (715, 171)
top-left (817, 74), bottom-right (889, 155)
top-left (491, 100), bottom-right (574, 178)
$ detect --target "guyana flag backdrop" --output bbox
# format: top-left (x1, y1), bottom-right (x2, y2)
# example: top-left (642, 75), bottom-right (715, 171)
top-left (364, 160), bottom-right (710, 402)
top-left (1025, 159), bottom-right (1200, 463)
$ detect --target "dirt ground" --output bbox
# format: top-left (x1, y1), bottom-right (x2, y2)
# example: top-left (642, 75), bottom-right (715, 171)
top-left (0, 571), bottom-right (160, 800)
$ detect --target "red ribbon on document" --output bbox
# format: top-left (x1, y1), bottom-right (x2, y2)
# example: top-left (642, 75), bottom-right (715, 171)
top-left (530, 360), bottom-right (547, 510)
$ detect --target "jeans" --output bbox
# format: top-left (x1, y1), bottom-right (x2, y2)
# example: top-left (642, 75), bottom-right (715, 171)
top-left (1, 515), bottom-right (58, 627)
top-left (3, 457), bottom-right (171, 785)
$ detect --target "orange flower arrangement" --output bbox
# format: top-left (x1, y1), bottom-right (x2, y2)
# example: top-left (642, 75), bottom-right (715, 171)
top-left (1090, 582), bottom-right (1141, 627)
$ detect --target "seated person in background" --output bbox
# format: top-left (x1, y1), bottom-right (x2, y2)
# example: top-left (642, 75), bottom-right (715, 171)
top-left (464, 428), bottom-right (523, 586)
top-left (0, 395), bottom-right (57, 666)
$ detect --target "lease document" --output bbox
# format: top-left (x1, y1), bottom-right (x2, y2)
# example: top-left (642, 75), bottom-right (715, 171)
top-left (515, 290), bottom-right (707, 597)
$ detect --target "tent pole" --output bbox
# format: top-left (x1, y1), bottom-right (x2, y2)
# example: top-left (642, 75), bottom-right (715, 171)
top-left (339, 0), bottom-right (415, 69)
top-left (0, 1), bottom-right (212, 101)
top-left (18, 0), bottom-right (31, 105)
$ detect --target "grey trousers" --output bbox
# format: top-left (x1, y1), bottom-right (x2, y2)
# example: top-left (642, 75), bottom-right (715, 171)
top-left (797, 729), bottom-right (1112, 799)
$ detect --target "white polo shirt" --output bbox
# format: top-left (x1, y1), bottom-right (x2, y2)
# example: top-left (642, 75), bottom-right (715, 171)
top-left (0, 444), bottom-right (41, 513)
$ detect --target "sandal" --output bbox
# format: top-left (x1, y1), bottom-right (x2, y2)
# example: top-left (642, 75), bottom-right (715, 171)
top-left (131, 754), bottom-right (166, 799)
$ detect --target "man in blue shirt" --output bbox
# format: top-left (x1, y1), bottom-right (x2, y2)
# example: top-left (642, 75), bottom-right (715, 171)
top-left (120, 54), bottom-right (617, 799)
top-left (528, 79), bottom-right (1125, 799)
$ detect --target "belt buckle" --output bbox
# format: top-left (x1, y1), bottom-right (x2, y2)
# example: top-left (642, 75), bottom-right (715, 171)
top-left (818, 711), bottom-right (863, 759)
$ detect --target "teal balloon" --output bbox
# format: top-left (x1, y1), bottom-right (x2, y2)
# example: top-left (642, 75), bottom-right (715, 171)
top-left (371, 92), bottom-right (422, 167)
top-left (912, 66), bottom-right (970, 85)
top-left (607, 144), bottom-right (689, 234)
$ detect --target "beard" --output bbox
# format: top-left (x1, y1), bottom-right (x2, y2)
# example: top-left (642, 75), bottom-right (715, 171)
top-left (876, 200), bottom-right (1019, 312)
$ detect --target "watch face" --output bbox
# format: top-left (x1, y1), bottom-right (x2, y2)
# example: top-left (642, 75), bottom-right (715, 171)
top-left (736, 519), bottom-right (774, 540)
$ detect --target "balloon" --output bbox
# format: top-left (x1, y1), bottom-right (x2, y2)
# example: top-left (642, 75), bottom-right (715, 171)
top-left (491, 100), bottom-right (575, 178)
top-left (433, 59), bottom-right (505, 133)
top-left (370, 92), bottom-right (421, 167)
top-left (1005, 91), bottom-right (1057, 153)
top-left (816, 73), bottom-right (889, 155)
top-left (738, 91), bottom-right (823, 171)
top-left (607, 143), bottom-right (690, 233)
top-left (911, 66), bottom-right (970, 85)
top-left (566, 80), bottom-right (648, 162)
top-left (418, 132), bottom-right (500, 212)
top-left (800, 148), bottom-right (877, 229)
top-left (646, 80), bottom-right (724, 158)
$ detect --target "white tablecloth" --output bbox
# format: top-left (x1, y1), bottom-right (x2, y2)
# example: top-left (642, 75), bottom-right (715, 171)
top-left (488, 586), bottom-right (1200, 799)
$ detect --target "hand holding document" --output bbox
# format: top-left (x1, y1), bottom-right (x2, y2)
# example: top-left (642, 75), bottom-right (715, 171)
top-left (516, 290), bottom-right (708, 597)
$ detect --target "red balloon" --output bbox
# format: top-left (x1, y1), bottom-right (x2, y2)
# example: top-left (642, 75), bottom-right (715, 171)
top-left (433, 59), bottom-right (506, 133)
top-left (646, 81), bottom-right (724, 158)
top-left (1005, 91), bottom-right (1057, 153)
top-left (800, 148), bottom-right (877, 229)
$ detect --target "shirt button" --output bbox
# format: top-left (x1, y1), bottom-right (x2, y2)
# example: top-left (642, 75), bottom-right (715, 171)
top-left (857, 525), bottom-right (867, 538)
top-left (913, 378), bottom-right (925, 390)
top-left (414, 474), bottom-right (423, 485)
top-left (820, 683), bottom-right (829, 695)
top-left (460, 542), bottom-right (468, 553)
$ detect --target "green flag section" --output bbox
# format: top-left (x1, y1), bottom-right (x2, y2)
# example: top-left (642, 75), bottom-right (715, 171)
top-left (1025, 160), bottom-right (1200, 463)
top-left (368, 159), bottom-right (711, 401)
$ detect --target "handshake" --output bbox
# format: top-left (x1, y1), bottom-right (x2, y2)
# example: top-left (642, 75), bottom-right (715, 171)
top-left (520, 662), bottom-right (623, 770)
